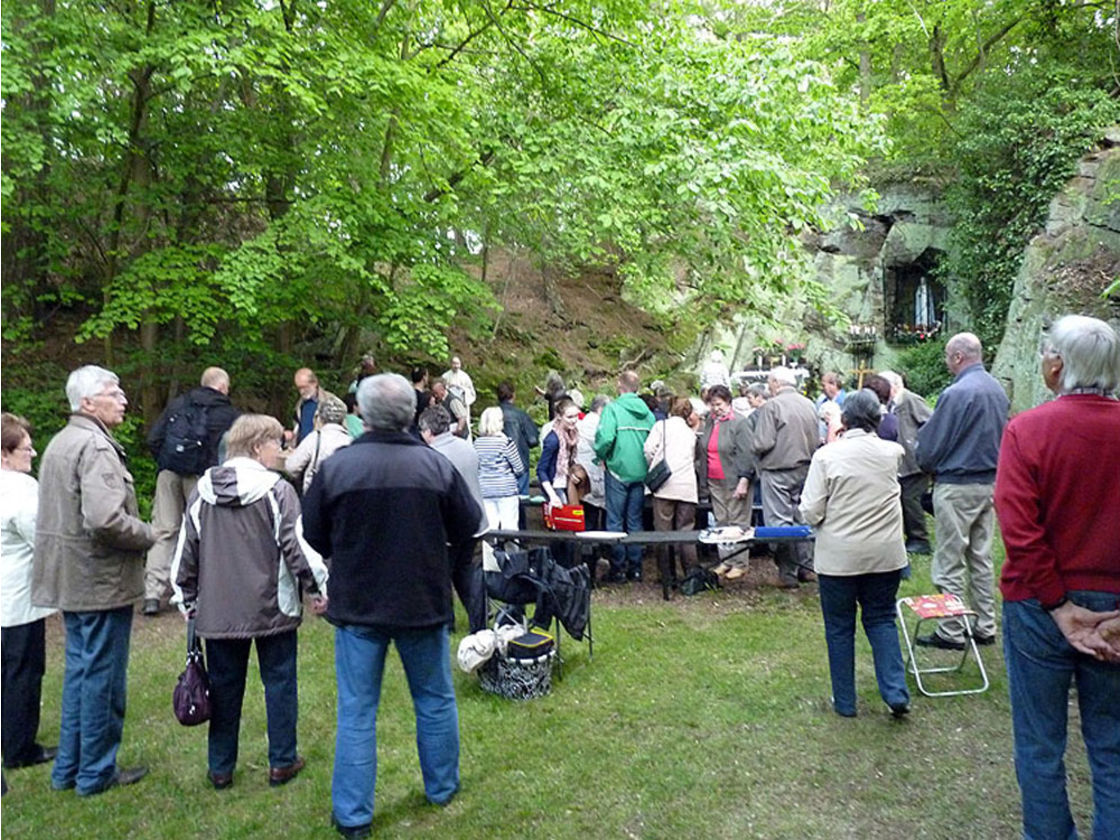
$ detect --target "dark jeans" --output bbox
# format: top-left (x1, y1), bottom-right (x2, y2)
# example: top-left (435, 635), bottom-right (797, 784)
top-left (899, 472), bottom-right (930, 544)
top-left (53, 607), bottom-right (133, 794)
top-left (605, 473), bottom-right (644, 575)
top-left (1004, 595), bottom-right (1120, 840)
top-left (818, 571), bottom-right (909, 715)
top-left (2, 619), bottom-right (47, 767)
top-left (205, 631), bottom-right (299, 775)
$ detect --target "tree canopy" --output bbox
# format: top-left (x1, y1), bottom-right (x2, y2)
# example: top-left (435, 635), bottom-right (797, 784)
top-left (3, 0), bottom-right (1117, 386)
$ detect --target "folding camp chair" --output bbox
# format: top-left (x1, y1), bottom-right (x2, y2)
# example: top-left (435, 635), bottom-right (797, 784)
top-left (484, 546), bottom-right (594, 679)
top-left (896, 593), bottom-right (990, 697)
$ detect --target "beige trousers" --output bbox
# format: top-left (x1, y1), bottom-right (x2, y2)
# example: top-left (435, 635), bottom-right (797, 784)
top-left (144, 470), bottom-right (199, 601)
top-left (931, 482), bottom-right (997, 641)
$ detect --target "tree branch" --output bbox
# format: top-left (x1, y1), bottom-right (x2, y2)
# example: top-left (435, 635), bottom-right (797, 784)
top-left (509, 1), bottom-right (639, 47)
top-left (950, 16), bottom-right (1023, 93)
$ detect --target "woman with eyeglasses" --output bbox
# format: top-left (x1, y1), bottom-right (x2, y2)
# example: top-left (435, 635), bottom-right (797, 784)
top-left (172, 414), bottom-right (328, 791)
top-left (1, 412), bottom-right (57, 770)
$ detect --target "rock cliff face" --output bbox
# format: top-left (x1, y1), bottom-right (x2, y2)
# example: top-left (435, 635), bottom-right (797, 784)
top-left (697, 182), bottom-right (957, 381)
top-left (992, 129), bottom-right (1120, 414)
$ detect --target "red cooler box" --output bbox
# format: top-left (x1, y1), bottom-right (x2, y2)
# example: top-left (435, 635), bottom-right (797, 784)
top-left (543, 503), bottom-right (585, 531)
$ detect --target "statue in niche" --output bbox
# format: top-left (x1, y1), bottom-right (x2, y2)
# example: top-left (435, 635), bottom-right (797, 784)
top-left (914, 276), bottom-right (936, 328)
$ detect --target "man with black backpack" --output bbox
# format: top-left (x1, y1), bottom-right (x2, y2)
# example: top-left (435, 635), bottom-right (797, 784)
top-left (143, 367), bottom-right (238, 616)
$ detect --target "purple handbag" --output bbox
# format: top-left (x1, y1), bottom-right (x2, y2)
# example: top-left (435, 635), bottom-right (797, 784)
top-left (173, 617), bottom-right (211, 726)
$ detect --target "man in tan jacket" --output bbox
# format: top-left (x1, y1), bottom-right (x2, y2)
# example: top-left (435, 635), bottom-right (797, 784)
top-left (32, 365), bottom-right (155, 796)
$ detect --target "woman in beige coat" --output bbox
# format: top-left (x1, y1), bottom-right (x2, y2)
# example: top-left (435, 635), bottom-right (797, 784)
top-left (644, 397), bottom-right (699, 592)
top-left (798, 390), bottom-right (910, 719)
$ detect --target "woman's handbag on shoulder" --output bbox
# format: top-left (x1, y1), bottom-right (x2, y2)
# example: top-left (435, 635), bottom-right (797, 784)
top-left (173, 616), bottom-right (212, 726)
top-left (644, 421), bottom-right (672, 492)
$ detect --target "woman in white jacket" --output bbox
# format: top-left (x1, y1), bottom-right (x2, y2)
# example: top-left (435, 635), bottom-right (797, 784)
top-left (284, 395), bottom-right (352, 493)
top-left (644, 397), bottom-right (699, 593)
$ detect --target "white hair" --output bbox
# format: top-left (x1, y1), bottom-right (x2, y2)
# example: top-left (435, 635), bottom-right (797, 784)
top-left (477, 406), bottom-right (505, 437)
top-left (1047, 315), bottom-right (1120, 393)
top-left (769, 366), bottom-right (797, 386)
top-left (880, 370), bottom-right (903, 391)
top-left (357, 373), bottom-right (416, 432)
top-left (65, 365), bottom-right (119, 412)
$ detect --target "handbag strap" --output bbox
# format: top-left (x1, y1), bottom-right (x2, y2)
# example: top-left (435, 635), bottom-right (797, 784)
top-left (186, 615), bottom-right (201, 656)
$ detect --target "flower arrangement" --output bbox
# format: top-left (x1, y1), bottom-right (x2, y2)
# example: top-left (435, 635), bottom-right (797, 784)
top-left (891, 322), bottom-right (942, 344)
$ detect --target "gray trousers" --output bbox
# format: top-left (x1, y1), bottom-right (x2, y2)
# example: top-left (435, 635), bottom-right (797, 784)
top-left (899, 472), bottom-right (930, 545)
top-left (144, 470), bottom-right (198, 601)
top-left (930, 482), bottom-right (997, 641)
top-left (709, 477), bottom-right (751, 568)
top-left (760, 465), bottom-right (812, 584)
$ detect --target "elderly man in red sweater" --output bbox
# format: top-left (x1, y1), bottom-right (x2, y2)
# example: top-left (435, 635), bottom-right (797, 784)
top-left (994, 314), bottom-right (1120, 840)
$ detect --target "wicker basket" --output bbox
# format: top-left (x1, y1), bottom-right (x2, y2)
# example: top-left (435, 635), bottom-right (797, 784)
top-left (478, 651), bottom-right (556, 701)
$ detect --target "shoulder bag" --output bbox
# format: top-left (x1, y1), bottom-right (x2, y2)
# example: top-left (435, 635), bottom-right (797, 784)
top-left (644, 420), bottom-right (672, 492)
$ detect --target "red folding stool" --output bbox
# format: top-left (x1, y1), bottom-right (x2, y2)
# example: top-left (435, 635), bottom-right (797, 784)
top-left (896, 593), bottom-right (990, 697)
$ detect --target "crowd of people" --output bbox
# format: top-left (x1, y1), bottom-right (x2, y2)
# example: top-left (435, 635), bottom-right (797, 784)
top-left (1, 315), bottom-right (1118, 839)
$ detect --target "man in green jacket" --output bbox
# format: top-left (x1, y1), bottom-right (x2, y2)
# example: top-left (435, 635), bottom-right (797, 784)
top-left (594, 371), bottom-right (655, 582)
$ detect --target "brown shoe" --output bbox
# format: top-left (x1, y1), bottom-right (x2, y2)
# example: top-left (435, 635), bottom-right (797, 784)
top-left (208, 770), bottom-right (233, 790)
top-left (269, 756), bottom-right (305, 787)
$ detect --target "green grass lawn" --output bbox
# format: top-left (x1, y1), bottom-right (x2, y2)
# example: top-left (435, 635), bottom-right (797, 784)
top-left (0, 545), bottom-right (1096, 839)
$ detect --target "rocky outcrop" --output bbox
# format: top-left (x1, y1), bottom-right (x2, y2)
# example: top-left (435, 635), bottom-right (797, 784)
top-left (696, 183), bottom-right (956, 380)
top-left (992, 129), bottom-right (1120, 413)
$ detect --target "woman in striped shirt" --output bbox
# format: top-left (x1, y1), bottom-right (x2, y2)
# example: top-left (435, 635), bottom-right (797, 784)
top-left (474, 407), bottom-right (526, 568)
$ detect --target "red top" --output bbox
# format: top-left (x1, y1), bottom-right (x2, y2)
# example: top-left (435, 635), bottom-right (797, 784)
top-left (995, 394), bottom-right (1120, 604)
top-left (707, 417), bottom-right (725, 480)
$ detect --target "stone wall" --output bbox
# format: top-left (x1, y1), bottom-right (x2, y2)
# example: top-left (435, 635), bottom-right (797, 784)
top-left (992, 128), bottom-right (1120, 413)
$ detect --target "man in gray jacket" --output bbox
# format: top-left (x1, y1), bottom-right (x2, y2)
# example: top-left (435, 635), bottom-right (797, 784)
top-left (32, 365), bottom-right (155, 796)
top-left (881, 371), bottom-right (934, 554)
top-left (752, 367), bottom-right (819, 588)
top-left (915, 333), bottom-right (1009, 650)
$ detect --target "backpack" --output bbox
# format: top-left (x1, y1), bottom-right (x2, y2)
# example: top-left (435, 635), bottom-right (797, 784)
top-left (159, 400), bottom-right (211, 475)
top-left (679, 566), bottom-right (721, 596)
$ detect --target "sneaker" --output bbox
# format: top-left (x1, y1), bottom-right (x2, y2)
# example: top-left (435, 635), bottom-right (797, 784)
top-left (724, 566), bottom-right (746, 580)
top-left (973, 633), bottom-right (996, 646)
top-left (142, 599), bottom-right (160, 616)
top-left (626, 569), bottom-right (643, 582)
top-left (600, 571), bottom-right (627, 585)
top-left (915, 633), bottom-right (965, 651)
top-left (889, 702), bottom-right (911, 719)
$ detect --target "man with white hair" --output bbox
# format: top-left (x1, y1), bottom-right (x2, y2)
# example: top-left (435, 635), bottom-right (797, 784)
top-left (302, 374), bottom-right (482, 838)
top-left (751, 367), bottom-right (819, 588)
top-left (915, 332), bottom-right (1009, 650)
top-left (880, 370), bottom-right (933, 554)
top-left (142, 367), bottom-right (239, 615)
top-left (994, 315), bottom-right (1120, 838)
top-left (32, 365), bottom-right (155, 795)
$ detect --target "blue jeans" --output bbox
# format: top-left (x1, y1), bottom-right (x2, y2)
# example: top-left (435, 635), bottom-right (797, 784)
top-left (332, 624), bottom-right (459, 829)
top-left (1004, 594), bottom-right (1120, 840)
top-left (605, 472), bottom-right (644, 575)
top-left (53, 607), bottom-right (133, 794)
top-left (205, 631), bottom-right (299, 775)
top-left (818, 571), bottom-right (909, 715)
